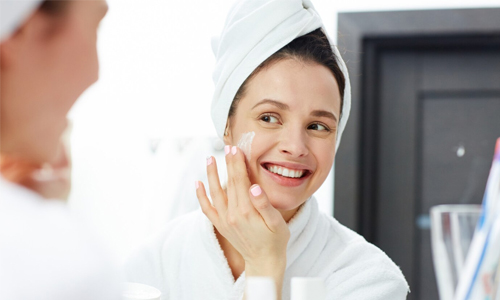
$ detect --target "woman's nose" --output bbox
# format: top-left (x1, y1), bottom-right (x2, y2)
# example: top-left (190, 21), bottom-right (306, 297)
top-left (278, 127), bottom-right (309, 158)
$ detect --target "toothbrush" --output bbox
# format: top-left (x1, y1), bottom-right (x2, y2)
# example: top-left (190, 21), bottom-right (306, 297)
top-left (455, 138), bottom-right (500, 300)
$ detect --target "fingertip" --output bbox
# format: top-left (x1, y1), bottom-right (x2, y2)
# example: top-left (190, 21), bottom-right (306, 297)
top-left (199, 181), bottom-right (206, 192)
top-left (195, 182), bottom-right (209, 204)
top-left (195, 181), bottom-right (207, 197)
top-left (250, 184), bottom-right (262, 197)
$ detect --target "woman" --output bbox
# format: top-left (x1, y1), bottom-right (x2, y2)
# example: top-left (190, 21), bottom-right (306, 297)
top-left (125, 0), bottom-right (409, 299)
top-left (0, 1), bottom-right (121, 299)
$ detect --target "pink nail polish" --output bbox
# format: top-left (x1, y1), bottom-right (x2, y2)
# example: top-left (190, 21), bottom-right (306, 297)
top-left (250, 185), bottom-right (262, 197)
top-left (224, 145), bottom-right (230, 155)
top-left (195, 181), bottom-right (200, 189)
top-left (231, 146), bottom-right (237, 155)
top-left (206, 156), bottom-right (213, 165)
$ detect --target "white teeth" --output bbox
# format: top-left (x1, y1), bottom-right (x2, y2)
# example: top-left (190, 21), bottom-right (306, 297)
top-left (270, 166), bottom-right (278, 175)
top-left (266, 165), bottom-right (305, 178)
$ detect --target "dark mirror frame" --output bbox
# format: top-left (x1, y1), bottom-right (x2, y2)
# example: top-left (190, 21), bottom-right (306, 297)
top-left (334, 8), bottom-right (500, 233)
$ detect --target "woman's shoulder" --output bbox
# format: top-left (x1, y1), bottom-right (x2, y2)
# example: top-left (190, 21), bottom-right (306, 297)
top-left (316, 211), bottom-right (378, 252)
top-left (123, 210), bottom-right (205, 285)
top-left (317, 212), bottom-right (409, 299)
top-left (125, 209), bottom-right (204, 259)
top-left (317, 211), bottom-right (402, 270)
top-left (159, 209), bottom-right (206, 243)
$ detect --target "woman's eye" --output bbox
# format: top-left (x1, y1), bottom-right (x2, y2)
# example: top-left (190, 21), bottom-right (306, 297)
top-left (308, 123), bottom-right (329, 131)
top-left (261, 115), bottom-right (279, 123)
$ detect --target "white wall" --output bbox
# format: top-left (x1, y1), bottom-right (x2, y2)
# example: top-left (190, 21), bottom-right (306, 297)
top-left (68, 0), bottom-right (500, 263)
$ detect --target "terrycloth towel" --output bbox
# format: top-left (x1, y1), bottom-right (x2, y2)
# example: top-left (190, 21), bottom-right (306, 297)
top-left (124, 196), bottom-right (409, 300)
top-left (0, 0), bottom-right (43, 41)
top-left (211, 0), bottom-right (351, 151)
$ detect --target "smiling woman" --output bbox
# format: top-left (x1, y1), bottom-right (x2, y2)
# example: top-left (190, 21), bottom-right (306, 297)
top-left (224, 38), bottom-right (343, 219)
top-left (124, 0), bottom-right (408, 300)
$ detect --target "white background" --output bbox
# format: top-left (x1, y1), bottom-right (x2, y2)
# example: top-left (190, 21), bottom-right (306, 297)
top-left (68, 0), bottom-right (500, 264)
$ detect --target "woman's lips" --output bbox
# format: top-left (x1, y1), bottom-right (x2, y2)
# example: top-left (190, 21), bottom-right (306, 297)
top-left (260, 162), bottom-right (312, 187)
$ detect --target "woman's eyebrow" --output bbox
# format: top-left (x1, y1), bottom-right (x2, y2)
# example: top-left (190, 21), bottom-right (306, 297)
top-left (311, 110), bottom-right (338, 122)
top-left (252, 100), bottom-right (337, 121)
top-left (252, 99), bottom-right (290, 110)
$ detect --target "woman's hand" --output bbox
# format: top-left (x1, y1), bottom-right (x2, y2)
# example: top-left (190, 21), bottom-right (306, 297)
top-left (195, 145), bottom-right (290, 296)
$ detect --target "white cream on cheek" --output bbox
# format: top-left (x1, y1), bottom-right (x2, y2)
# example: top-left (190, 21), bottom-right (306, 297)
top-left (237, 131), bottom-right (255, 160)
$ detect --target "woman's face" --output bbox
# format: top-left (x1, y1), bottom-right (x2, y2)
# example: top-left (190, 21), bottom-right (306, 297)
top-left (0, 0), bottom-right (108, 164)
top-left (225, 58), bottom-right (341, 221)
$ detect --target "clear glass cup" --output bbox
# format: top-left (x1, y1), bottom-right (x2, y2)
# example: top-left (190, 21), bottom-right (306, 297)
top-left (430, 204), bottom-right (482, 300)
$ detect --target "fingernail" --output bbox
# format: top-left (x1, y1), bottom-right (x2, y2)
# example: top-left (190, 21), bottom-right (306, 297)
top-left (224, 145), bottom-right (230, 155)
top-left (231, 146), bottom-right (237, 155)
top-left (250, 184), bottom-right (262, 197)
top-left (206, 156), bottom-right (213, 165)
top-left (195, 181), bottom-right (200, 189)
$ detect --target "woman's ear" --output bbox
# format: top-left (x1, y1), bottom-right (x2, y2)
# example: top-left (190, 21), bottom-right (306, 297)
top-left (223, 122), bottom-right (232, 145)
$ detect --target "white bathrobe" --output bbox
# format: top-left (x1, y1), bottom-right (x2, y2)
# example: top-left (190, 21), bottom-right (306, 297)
top-left (0, 177), bottom-right (122, 300)
top-left (125, 197), bottom-right (409, 300)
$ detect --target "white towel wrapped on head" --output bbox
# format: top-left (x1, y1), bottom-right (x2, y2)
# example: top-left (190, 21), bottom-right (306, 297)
top-left (0, 0), bottom-right (43, 41)
top-left (211, 0), bottom-right (351, 151)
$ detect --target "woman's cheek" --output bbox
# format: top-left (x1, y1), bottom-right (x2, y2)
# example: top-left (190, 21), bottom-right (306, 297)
top-left (316, 141), bottom-right (336, 178)
top-left (237, 131), bottom-right (255, 161)
top-left (246, 131), bottom-right (275, 182)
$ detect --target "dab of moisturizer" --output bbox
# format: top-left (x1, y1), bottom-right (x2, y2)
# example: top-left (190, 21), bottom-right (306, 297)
top-left (237, 131), bottom-right (255, 160)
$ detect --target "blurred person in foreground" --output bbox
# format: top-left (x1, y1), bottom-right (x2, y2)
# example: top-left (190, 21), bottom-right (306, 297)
top-left (0, 1), bottom-right (122, 299)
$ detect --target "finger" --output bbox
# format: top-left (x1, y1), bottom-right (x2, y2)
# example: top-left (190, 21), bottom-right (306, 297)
top-left (196, 180), bottom-right (219, 226)
top-left (226, 146), bottom-right (251, 205)
top-left (224, 145), bottom-right (239, 212)
top-left (229, 146), bottom-right (252, 187)
top-left (249, 184), bottom-right (284, 232)
top-left (206, 156), bottom-right (227, 215)
top-left (227, 146), bottom-right (253, 212)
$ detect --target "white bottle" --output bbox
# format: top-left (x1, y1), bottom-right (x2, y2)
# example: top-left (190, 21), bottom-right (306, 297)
top-left (291, 277), bottom-right (326, 300)
top-left (246, 276), bottom-right (277, 300)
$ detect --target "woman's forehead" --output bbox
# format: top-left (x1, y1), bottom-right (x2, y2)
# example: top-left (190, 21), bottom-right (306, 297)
top-left (240, 59), bottom-right (341, 114)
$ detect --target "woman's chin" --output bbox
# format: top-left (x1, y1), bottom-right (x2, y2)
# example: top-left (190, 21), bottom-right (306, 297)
top-left (268, 195), bottom-right (307, 213)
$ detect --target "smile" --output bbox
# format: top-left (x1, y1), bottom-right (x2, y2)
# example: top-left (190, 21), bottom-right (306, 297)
top-left (261, 162), bottom-right (312, 187)
top-left (265, 164), bottom-right (305, 178)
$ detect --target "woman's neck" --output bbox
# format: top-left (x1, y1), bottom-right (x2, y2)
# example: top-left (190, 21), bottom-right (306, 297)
top-left (279, 206), bottom-right (301, 223)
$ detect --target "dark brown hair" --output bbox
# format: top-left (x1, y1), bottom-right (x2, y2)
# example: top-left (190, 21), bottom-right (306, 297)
top-left (39, 0), bottom-right (69, 15)
top-left (227, 28), bottom-right (345, 122)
